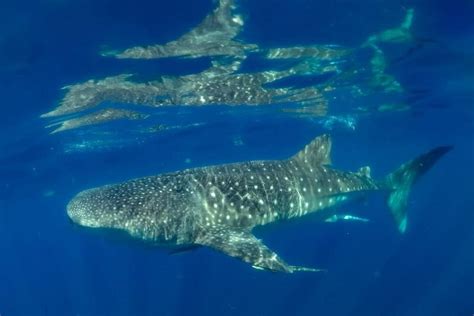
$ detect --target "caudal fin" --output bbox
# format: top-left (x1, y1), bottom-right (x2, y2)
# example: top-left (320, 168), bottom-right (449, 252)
top-left (385, 146), bottom-right (452, 233)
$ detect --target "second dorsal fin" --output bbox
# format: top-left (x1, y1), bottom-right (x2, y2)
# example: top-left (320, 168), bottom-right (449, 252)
top-left (291, 134), bottom-right (332, 166)
top-left (357, 166), bottom-right (371, 178)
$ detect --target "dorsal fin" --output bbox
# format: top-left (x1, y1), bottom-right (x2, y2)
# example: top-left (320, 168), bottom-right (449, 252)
top-left (291, 134), bottom-right (332, 166)
top-left (357, 166), bottom-right (371, 178)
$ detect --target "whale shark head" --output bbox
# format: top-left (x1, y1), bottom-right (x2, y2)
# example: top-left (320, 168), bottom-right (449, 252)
top-left (67, 186), bottom-right (129, 230)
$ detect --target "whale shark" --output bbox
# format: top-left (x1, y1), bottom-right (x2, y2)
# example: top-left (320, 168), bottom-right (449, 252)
top-left (67, 135), bottom-right (451, 273)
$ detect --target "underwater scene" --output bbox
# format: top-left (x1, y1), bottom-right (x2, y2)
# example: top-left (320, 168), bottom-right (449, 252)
top-left (0, 0), bottom-right (473, 315)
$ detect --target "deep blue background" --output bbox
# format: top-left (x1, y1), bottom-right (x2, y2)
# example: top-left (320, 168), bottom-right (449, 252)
top-left (0, 0), bottom-right (473, 315)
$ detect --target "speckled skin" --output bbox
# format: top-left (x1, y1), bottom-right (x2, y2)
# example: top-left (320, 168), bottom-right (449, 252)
top-left (113, 0), bottom-right (255, 60)
top-left (68, 135), bottom-right (384, 272)
top-left (41, 60), bottom-right (329, 118)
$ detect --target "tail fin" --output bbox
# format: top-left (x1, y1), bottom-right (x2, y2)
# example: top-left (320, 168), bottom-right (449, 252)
top-left (385, 146), bottom-right (452, 233)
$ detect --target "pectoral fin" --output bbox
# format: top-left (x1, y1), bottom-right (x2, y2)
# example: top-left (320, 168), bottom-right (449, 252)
top-left (195, 227), bottom-right (325, 273)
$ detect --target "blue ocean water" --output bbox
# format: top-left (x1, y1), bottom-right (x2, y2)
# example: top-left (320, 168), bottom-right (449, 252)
top-left (0, 0), bottom-right (473, 315)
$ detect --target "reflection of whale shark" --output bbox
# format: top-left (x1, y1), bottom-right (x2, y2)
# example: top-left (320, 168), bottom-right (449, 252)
top-left (41, 59), bottom-right (334, 120)
top-left (104, 0), bottom-right (350, 62)
top-left (46, 108), bottom-right (148, 134)
top-left (363, 8), bottom-right (415, 46)
top-left (67, 135), bottom-right (451, 273)
top-left (360, 8), bottom-right (416, 93)
top-left (105, 0), bottom-right (257, 59)
top-left (42, 2), bottom-right (415, 134)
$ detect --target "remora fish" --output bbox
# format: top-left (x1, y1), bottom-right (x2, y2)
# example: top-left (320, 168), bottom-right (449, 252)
top-left (67, 135), bottom-right (451, 273)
